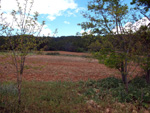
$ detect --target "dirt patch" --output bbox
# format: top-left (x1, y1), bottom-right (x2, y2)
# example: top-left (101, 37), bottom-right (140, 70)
top-left (0, 52), bottom-right (142, 82)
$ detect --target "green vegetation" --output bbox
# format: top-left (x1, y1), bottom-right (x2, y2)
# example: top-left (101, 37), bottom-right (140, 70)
top-left (0, 0), bottom-right (46, 105)
top-left (79, 0), bottom-right (150, 93)
top-left (0, 81), bottom-right (86, 113)
top-left (45, 52), bottom-right (60, 55)
top-left (45, 52), bottom-right (92, 58)
top-left (0, 36), bottom-right (100, 52)
top-left (0, 78), bottom-right (149, 113)
top-left (0, 0), bottom-right (150, 112)
top-left (81, 77), bottom-right (150, 108)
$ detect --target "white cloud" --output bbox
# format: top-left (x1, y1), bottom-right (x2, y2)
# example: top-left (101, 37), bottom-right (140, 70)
top-left (112, 17), bottom-right (150, 34)
top-left (47, 16), bottom-right (56, 21)
top-left (75, 7), bottom-right (86, 13)
top-left (0, 13), bottom-right (52, 36)
top-left (40, 25), bottom-right (52, 36)
top-left (65, 11), bottom-right (76, 17)
top-left (0, 0), bottom-right (79, 36)
top-left (0, 0), bottom-right (83, 36)
top-left (65, 7), bottom-right (86, 17)
top-left (131, 17), bottom-right (150, 31)
top-left (64, 21), bottom-right (70, 24)
top-left (1, 0), bottom-right (78, 21)
top-left (80, 29), bottom-right (91, 35)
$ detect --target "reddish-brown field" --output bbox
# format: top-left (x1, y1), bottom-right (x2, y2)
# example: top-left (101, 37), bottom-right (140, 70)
top-left (0, 51), bottom-right (142, 82)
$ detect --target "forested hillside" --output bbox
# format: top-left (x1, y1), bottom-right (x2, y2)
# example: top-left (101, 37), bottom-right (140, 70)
top-left (0, 35), bottom-right (101, 52)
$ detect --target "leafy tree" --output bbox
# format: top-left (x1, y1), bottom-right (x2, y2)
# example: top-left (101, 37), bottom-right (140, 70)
top-left (0, 36), bottom-right (5, 50)
top-left (134, 25), bottom-right (150, 83)
top-left (131, 0), bottom-right (150, 21)
top-left (88, 39), bottom-right (101, 52)
top-left (0, 0), bottom-right (45, 104)
top-left (131, 0), bottom-right (150, 83)
top-left (79, 0), bottom-right (138, 92)
top-left (79, 0), bottom-right (129, 35)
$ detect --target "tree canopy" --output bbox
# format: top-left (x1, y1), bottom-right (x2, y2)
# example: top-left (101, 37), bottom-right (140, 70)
top-left (79, 0), bottom-right (129, 35)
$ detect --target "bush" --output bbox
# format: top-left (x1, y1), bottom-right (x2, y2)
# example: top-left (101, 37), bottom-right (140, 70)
top-left (99, 77), bottom-right (123, 89)
top-left (130, 76), bottom-right (147, 88)
top-left (76, 48), bottom-right (85, 52)
top-left (45, 52), bottom-right (60, 55)
top-left (36, 51), bottom-right (44, 55)
top-left (111, 83), bottom-right (150, 105)
top-left (82, 77), bottom-right (150, 107)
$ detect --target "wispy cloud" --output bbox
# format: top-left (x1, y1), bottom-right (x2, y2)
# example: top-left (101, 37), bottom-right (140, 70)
top-left (65, 11), bottom-right (76, 17)
top-left (64, 21), bottom-right (70, 24)
top-left (47, 16), bottom-right (56, 21)
top-left (75, 7), bottom-right (86, 13)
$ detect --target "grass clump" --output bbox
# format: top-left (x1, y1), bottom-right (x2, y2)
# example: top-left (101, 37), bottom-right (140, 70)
top-left (0, 83), bottom-right (17, 96)
top-left (0, 81), bottom-right (88, 113)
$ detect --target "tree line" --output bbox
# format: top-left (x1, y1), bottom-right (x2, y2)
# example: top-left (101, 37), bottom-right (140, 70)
top-left (0, 35), bottom-right (102, 52)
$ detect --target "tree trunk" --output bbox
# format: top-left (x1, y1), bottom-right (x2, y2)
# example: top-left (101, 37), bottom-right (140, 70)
top-left (121, 73), bottom-right (128, 93)
top-left (17, 73), bottom-right (22, 105)
top-left (121, 61), bottom-right (128, 93)
top-left (146, 55), bottom-right (150, 84)
top-left (18, 80), bottom-right (22, 105)
top-left (124, 74), bottom-right (128, 93)
top-left (146, 69), bottom-right (150, 84)
top-left (121, 62), bottom-right (125, 83)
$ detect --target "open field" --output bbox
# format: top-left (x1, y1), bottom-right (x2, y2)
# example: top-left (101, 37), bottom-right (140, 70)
top-left (0, 51), bottom-right (149, 112)
top-left (0, 51), bottom-right (142, 82)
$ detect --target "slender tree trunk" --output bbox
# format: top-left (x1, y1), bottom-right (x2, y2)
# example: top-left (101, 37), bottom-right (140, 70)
top-left (125, 74), bottom-right (128, 93)
top-left (124, 56), bottom-right (128, 93)
top-left (121, 62), bottom-right (125, 83)
top-left (121, 61), bottom-right (128, 93)
top-left (18, 81), bottom-right (22, 104)
top-left (146, 69), bottom-right (150, 84)
top-left (17, 73), bottom-right (22, 105)
top-left (17, 56), bottom-right (25, 105)
top-left (146, 55), bottom-right (150, 84)
top-left (17, 76), bottom-right (22, 112)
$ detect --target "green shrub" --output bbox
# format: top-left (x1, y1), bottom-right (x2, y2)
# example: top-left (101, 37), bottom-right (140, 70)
top-left (130, 76), bottom-right (147, 88)
top-left (99, 77), bottom-right (123, 89)
top-left (111, 83), bottom-right (150, 105)
top-left (36, 51), bottom-right (44, 55)
top-left (82, 77), bottom-right (150, 107)
top-left (76, 48), bottom-right (85, 52)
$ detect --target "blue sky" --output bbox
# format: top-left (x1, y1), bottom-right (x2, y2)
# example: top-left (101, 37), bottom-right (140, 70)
top-left (40, 0), bottom-right (91, 36)
top-left (42, 0), bottom-right (133, 36)
top-left (1, 0), bottom-right (136, 37)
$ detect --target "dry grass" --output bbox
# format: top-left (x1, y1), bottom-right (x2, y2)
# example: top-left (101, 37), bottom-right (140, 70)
top-left (0, 51), bottom-right (142, 82)
top-left (0, 51), bottom-right (119, 82)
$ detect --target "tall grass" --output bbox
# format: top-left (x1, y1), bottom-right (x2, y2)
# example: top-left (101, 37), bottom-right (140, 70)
top-left (0, 79), bottom-right (149, 113)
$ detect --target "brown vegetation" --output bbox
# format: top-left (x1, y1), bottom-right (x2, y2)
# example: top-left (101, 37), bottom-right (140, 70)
top-left (0, 51), bottom-right (142, 82)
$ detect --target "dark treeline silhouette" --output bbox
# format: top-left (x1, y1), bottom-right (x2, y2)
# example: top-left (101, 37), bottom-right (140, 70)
top-left (0, 35), bottom-right (101, 52)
